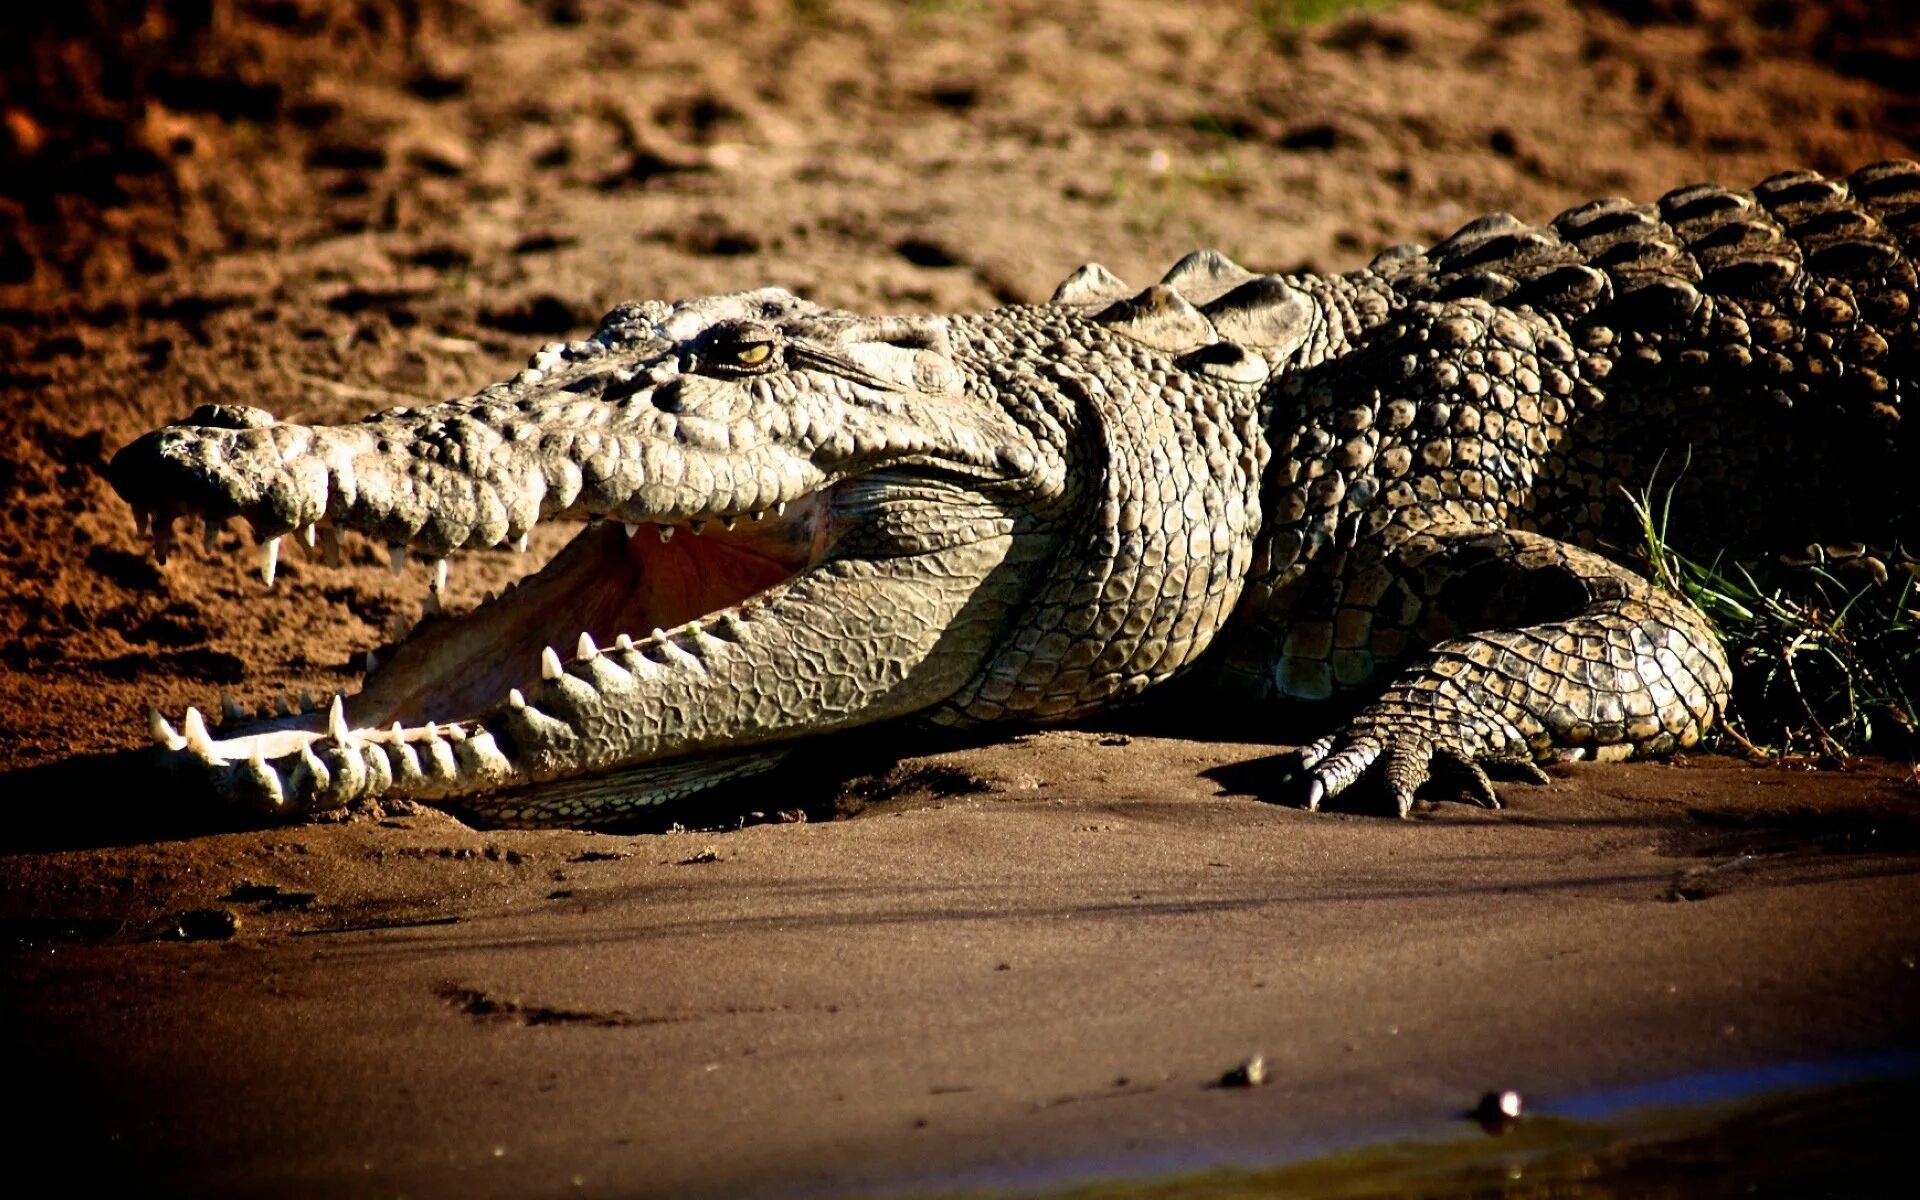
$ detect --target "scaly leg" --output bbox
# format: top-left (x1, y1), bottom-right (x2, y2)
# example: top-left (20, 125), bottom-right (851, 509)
top-left (1276, 526), bottom-right (1731, 816)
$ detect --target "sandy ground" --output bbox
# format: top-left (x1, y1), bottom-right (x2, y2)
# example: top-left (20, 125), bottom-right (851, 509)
top-left (2, 1), bottom-right (1919, 1195)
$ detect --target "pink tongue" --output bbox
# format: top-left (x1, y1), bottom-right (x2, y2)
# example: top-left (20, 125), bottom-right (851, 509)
top-left (614, 523), bottom-right (804, 632)
top-left (344, 511), bottom-right (821, 731)
top-left (347, 523), bottom-right (642, 728)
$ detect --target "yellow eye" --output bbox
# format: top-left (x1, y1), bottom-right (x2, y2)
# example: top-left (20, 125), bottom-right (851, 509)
top-left (734, 342), bottom-right (773, 367)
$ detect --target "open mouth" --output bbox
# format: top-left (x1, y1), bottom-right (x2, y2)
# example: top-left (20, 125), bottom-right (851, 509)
top-left (343, 499), bottom-right (831, 744)
top-left (107, 299), bottom-right (1024, 822)
top-left (129, 476), bottom-right (841, 807)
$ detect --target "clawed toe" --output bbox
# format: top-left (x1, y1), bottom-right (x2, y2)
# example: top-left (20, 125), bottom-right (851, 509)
top-left (1273, 727), bottom-right (1551, 819)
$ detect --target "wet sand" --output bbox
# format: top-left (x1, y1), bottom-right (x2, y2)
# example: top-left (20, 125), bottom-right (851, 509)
top-left (6, 739), bottom-right (1918, 1196)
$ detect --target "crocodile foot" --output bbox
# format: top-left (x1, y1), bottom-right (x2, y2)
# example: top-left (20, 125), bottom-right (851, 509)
top-left (1276, 717), bottom-right (1552, 819)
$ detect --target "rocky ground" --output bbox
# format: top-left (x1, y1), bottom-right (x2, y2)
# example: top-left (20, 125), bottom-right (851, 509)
top-left (2, 2), bottom-right (1917, 1196)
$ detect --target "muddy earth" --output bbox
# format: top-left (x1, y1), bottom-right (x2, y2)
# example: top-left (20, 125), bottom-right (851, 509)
top-left (2, 2), bottom-right (1917, 1196)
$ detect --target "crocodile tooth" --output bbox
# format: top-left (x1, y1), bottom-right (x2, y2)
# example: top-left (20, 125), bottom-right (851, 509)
top-left (133, 507), bottom-right (153, 537)
top-left (431, 557), bottom-right (448, 594)
top-left (259, 535), bottom-right (281, 587)
top-left (149, 708), bottom-right (187, 751)
top-left (623, 523), bottom-right (639, 538)
top-left (657, 524), bottom-right (675, 543)
top-left (300, 688), bottom-right (318, 714)
top-left (577, 631), bottom-right (598, 660)
top-left (750, 509), bottom-right (766, 521)
top-left (688, 519), bottom-right (706, 535)
top-left (274, 694), bottom-right (293, 718)
top-left (364, 649), bottom-right (379, 674)
top-left (328, 693), bottom-right (350, 743)
top-left (721, 515), bottom-right (737, 530)
top-left (541, 646), bottom-right (563, 681)
top-left (614, 633), bottom-right (635, 651)
top-left (182, 706), bottom-right (214, 755)
top-left (202, 519), bottom-right (220, 554)
top-left (390, 721), bottom-right (405, 741)
top-left (300, 524), bottom-right (317, 549)
top-left (388, 542), bottom-right (408, 576)
top-left (220, 692), bottom-right (247, 723)
top-left (513, 532), bottom-right (530, 553)
top-left (509, 688), bottom-right (527, 709)
top-left (319, 524), bottom-right (343, 567)
top-left (298, 740), bottom-right (330, 791)
top-left (422, 588), bottom-right (442, 618)
top-left (153, 515), bottom-right (177, 564)
top-left (774, 501), bottom-right (788, 516)
top-left (650, 627), bottom-right (668, 644)
top-left (248, 744), bottom-right (284, 807)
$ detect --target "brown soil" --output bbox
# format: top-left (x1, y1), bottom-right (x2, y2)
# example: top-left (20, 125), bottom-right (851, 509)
top-left (2, 2), bottom-right (1918, 1196)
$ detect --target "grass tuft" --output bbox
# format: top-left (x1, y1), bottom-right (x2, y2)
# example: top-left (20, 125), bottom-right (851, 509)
top-left (1625, 478), bottom-right (1919, 763)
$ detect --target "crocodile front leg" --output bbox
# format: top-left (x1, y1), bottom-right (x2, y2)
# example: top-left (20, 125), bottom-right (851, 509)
top-left (1276, 527), bottom-right (1731, 816)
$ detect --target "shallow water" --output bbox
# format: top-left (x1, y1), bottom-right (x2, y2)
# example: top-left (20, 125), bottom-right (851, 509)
top-left (920, 1055), bottom-right (1919, 1199)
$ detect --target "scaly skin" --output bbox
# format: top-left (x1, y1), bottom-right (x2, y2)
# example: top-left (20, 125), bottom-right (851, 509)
top-left (110, 163), bottom-right (1919, 826)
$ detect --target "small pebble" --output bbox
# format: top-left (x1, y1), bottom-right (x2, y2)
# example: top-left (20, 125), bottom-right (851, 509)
top-left (1219, 1054), bottom-right (1267, 1088)
top-left (1470, 1088), bottom-right (1524, 1133)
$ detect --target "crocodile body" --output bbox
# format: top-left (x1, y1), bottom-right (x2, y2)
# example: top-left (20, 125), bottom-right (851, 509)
top-left (110, 163), bottom-right (1919, 827)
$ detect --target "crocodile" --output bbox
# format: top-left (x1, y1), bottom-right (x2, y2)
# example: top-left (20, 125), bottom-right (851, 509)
top-left (109, 162), bottom-right (1918, 828)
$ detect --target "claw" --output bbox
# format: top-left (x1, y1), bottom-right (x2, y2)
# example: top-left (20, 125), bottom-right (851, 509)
top-left (1302, 776), bottom-right (1326, 813)
top-left (1434, 745), bottom-right (1501, 810)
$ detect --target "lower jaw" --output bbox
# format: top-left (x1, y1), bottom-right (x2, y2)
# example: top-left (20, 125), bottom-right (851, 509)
top-left (440, 742), bottom-right (798, 828)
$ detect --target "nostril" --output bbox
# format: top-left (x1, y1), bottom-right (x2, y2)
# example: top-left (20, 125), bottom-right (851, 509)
top-left (183, 404), bottom-right (277, 430)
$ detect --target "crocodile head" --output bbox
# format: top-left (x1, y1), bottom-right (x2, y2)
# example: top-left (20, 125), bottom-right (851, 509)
top-left (109, 288), bottom-right (1062, 826)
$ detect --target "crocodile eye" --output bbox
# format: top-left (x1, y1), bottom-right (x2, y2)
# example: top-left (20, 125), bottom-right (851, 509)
top-left (696, 321), bottom-right (783, 376)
